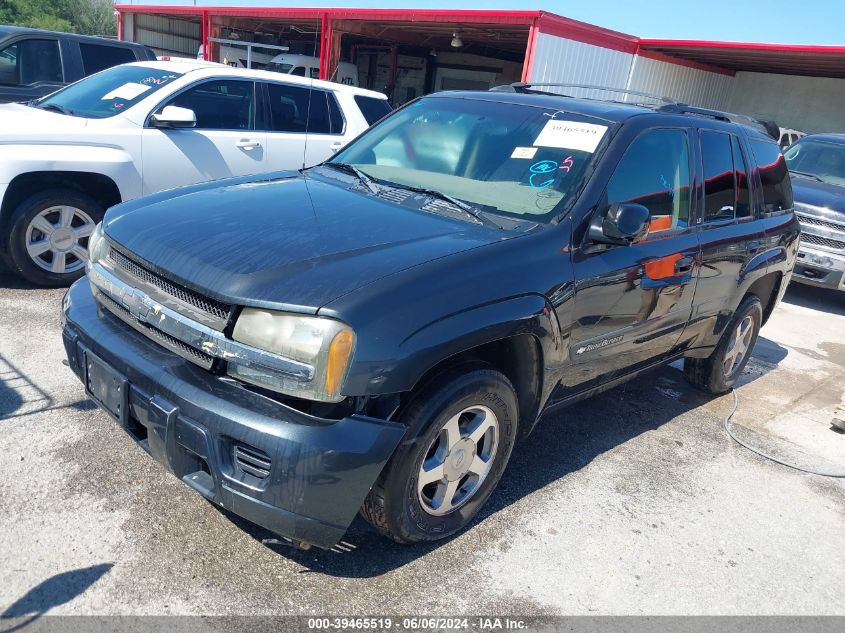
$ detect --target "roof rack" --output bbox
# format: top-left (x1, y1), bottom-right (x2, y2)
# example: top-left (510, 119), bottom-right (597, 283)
top-left (490, 82), bottom-right (676, 106)
top-left (657, 103), bottom-right (731, 121)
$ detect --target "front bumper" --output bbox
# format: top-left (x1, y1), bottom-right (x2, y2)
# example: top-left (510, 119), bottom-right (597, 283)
top-left (792, 244), bottom-right (845, 291)
top-left (62, 279), bottom-right (405, 549)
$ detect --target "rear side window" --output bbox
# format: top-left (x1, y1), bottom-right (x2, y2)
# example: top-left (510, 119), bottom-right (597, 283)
top-left (267, 83), bottom-right (340, 134)
top-left (80, 43), bottom-right (136, 76)
top-left (750, 138), bottom-right (793, 213)
top-left (701, 131), bottom-right (736, 222)
top-left (607, 128), bottom-right (691, 233)
top-left (354, 95), bottom-right (391, 126)
top-left (327, 92), bottom-right (345, 134)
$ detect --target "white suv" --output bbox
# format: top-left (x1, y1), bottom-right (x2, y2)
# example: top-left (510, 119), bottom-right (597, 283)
top-left (0, 60), bottom-right (391, 286)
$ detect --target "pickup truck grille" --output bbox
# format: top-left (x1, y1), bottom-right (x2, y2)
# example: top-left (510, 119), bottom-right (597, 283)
top-left (800, 232), bottom-right (845, 251)
top-left (796, 212), bottom-right (845, 233)
top-left (108, 247), bottom-right (233, 330)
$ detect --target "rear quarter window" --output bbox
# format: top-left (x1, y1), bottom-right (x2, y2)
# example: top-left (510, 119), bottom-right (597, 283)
top-left (750, 138), bottom-right (793, 213)
top-left (354, 95), bottom-right (392, 126)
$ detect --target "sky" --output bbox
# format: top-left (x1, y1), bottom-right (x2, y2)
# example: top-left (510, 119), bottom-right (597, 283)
top-left (125, 0), bottom-right (845, 46)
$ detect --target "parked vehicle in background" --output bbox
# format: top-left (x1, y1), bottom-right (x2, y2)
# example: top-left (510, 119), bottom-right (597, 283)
top-left (196, 44), bottom-right (277, 70)
top-left (62, 86), bottom-right (798, 551)
top-left (779, 127), bottom-right (806, 149)
top-left (784, 133), bottom-right (845, 292)
top-left (0, 25), bottom-right (155, 103)
top-left (266, 54), bottom-right (359, 86)
top-left (0, 60), bottom-right (390, 286)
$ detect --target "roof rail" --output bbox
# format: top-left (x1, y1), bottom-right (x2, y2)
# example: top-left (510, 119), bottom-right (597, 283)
top-left (657, 103), bottom-right (731, 121)
top-left (490, 82), bottom-right (675, 106)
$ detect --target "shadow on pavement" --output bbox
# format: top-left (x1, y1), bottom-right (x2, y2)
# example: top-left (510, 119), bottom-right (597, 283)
top-left (1, 563), bottom-right (113, 629)
top-left (782, 283), bottom-right (845, 316)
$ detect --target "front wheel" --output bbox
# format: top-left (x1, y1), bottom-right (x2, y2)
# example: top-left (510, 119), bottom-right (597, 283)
top-left (683, 295), bottom-right (763, 394)
top-left (360, 367), bottom-right (518, 544)
top-left (5, 189), bottom-right (103, 287)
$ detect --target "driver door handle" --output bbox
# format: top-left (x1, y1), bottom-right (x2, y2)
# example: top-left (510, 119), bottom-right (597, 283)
top-left (236, 138), bottom-right (261, 150)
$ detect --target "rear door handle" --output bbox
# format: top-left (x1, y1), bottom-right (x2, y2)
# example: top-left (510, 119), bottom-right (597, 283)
top-left (236, 139), bottom-right (261, 150)
top-left (329, 141), bottom-right (344, 152)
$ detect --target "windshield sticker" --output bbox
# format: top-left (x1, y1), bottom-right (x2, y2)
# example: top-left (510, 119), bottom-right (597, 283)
top-left (559, 155), bottom-right (574, 173)
top-left (101, 82), bottom-right (151, 101)
top-left (529, 160), bottom-right (558, 189)
top-left (511, 147), bottom-right (538, 159)
top-left (533, 120), bottom-right (608, 153)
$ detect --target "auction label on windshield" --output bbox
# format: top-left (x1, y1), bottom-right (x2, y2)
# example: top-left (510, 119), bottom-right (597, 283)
top-left (533, 120), bottom-right (608, 153)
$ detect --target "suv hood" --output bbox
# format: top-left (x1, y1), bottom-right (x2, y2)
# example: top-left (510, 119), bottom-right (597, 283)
top-left (103, 172), bottom-right (508, 311)
top-left (0, 103), bottom-right (89, 133)
top-left (791, 175), bottom-right (845, 215)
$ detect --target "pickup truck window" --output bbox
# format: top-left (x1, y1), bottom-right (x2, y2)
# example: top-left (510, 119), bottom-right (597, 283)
top-left (0, 39), bottom-right (62, 86)
top-left (701, 130), bottom-right (737, 222)
top-left (332, 97), bottom-right (606, 222)
top-left (79, 43), bottom-right (137, 76)
top-left (750, 138), bottom-right (793, 213)
top-left (36, 64), bottom-right (183, 118)
top-left (784, 138), bottom-right (845, 187)
top-left (607, 128), bottom-right (691, 233)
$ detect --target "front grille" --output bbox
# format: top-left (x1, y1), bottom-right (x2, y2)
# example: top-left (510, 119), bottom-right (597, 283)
top-left (233, 443), bottom-right (272, 479)
top-left (796, 213), bottom-right (845, 233)
top-left (108, 247), bottom-right (233, 324)
top-left (96, 290), bottom-right (215, 370)
top-left (800, 232), bottom-right (845, 251)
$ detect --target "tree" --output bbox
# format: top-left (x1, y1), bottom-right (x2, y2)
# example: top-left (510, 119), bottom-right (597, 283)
top-left (0, 0), bottom-right (117, 36)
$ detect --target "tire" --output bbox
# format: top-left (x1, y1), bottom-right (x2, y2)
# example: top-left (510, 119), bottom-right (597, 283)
top-left (4, 188), bottom-right (103, 287)
top-left (683, 295), bottom-right (763, 394)
top-left (360, 367), bottom-right (519, 544)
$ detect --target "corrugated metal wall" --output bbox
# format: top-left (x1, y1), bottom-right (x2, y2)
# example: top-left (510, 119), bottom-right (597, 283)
top-left (627, 55), bottom-right (734, 109)
top-left (529, 31), bottom-right (735, 109)
top-left (529, 33), bottom-right (634, 99)
top-left (133, 14), bottom-right (201, 57)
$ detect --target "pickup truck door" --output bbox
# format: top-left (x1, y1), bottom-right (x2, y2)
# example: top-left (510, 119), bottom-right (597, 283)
top-left (0, 37), bottom-right (65, 103)
top-left (564, 127), bottom-right (701, 393)
top-left (141, 79), bottom-right (267, 194)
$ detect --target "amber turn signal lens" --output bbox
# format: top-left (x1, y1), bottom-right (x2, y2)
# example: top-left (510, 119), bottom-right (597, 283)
top-left (325, 329), bottom-right (354, 396)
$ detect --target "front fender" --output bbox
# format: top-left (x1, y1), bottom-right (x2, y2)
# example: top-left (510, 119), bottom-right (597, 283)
top-left (0, 143), bottom-right (140, 201)
top-left (344, 294), bottom-right (564, 401)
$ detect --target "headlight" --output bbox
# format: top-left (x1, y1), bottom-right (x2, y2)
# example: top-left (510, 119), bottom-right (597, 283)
top-left (229, 308), bottom-right (355, 402)
top-left (87, 222), bottom-right (108, 269)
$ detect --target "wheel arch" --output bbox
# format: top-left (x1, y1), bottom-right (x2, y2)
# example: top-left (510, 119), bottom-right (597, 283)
top-left (0, 171), bottom-right (122, 231)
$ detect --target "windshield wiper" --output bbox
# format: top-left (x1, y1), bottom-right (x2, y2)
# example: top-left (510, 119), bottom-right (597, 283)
top-left (38, 102), bottom-right (74, 116)
top-left (381, 181), bottom-right (502, 229)
top-left (789, 170), bottom-right (824, 182)
top-left (325, 162), bottom-right (381, 195)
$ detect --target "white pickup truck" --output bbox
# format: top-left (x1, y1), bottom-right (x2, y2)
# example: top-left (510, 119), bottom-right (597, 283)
top-left (0, 60), bottom-right (391, 286)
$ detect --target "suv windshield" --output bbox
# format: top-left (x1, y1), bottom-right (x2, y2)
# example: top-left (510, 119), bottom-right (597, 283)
top-left (784, 138), bottom-right (845, 186)
top-left (330, 97), bottom-right (611, 223)
top-left (35, 64), bottom-right (183, 119)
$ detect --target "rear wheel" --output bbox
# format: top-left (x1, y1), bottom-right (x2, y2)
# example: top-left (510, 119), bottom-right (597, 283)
top-left (683, 295), bottom-right (762, 394)
top-left (360, 367), bottom-right (518, 543)
top-left (5, 189), bottom-right (102, 287)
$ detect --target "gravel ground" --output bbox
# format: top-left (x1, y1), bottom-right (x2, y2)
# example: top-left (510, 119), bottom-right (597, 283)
top-left (0, 266), bottom-right (843, 617)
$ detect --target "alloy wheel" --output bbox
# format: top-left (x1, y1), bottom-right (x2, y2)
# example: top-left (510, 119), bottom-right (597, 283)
top-left (723, 315), bottom-right (754, 378)
top-left (417, 404), bottom-right (499, 516)
top-left (25, 205), bottom-right (96, 274)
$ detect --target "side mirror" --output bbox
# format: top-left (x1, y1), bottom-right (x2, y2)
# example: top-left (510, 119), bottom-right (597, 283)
top-left (150, 105), bottom-right (196, 129)
top-left (589, 202), bottom-right (651, 245)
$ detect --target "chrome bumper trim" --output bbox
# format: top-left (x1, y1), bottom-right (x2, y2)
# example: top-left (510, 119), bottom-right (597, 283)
top-left (88, 262), bottom-right (315, 382)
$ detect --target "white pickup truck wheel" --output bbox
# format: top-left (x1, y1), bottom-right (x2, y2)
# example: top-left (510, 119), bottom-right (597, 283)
top-left (6, 189), bottom-right (103, 287)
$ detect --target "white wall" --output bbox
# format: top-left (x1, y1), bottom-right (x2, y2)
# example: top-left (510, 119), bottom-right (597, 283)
top-left (729, 71), bottom-right (845, 134)
top-left (529, 33), bottom-right (634, 98)
top-left (627, 55), bottom-right (734, 110)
